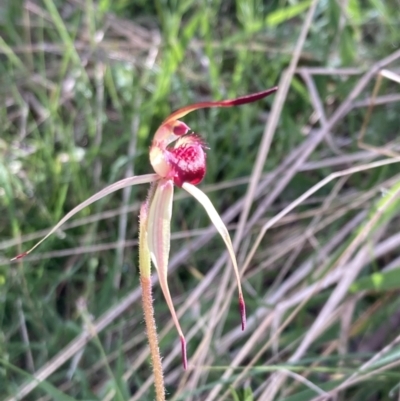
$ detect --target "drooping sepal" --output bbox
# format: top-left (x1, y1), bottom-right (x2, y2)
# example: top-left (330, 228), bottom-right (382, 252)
top-left (147, 179), bottom-right (188, 369)
top-left (182, 182), bottom-right (246, 331)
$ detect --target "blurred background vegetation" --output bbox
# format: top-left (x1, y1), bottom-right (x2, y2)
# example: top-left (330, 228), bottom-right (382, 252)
top-left (1, 0), bottom-right (400, 400)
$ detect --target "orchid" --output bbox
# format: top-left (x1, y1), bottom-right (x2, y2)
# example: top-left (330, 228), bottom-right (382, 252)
top-left (12, 87), bottom-right (277, 374)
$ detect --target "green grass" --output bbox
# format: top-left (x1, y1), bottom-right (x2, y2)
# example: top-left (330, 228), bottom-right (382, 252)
top-left (1, 0), bottom-right (400, 400)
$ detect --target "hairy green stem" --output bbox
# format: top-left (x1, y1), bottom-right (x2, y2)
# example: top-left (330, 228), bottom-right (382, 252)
top-left (141, 276), bottom-right (166, 401)
top-left (139, 203), bottom-right (166, 401)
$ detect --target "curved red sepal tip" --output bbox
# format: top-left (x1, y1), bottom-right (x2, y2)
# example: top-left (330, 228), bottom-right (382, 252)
top-left (10, 252), bottom-right (28, 261)
top-left (163, 87), bottom-right (279, 125)
top-left (227, 87), bottom-right (279, 107)
top-left (239, 294), bottom-right (246, 331)
top-left (180, 336), bottom-right (187, 370)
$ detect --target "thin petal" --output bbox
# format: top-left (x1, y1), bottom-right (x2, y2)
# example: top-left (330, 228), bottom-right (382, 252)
top-left (11, 174), bottom-right (158, 260)
top-left (182, 182), bottom-right (246, 330)
top-left (162, 87), bottom-right (278, 125)
top-left (147, 180), bottom-right (187, 369)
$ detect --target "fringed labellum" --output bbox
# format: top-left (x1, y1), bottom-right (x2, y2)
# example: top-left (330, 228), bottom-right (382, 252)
top-left (12, 87), bottom-right (278, 369)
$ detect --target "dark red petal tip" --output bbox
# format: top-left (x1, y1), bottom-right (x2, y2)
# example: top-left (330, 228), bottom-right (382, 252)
top-left (163, 87), bottom-right (278, 125)
top-left (180, 335), bottom-right (187, 370)
top-left (10, 252), bottom-right (28, 261)
top-left (239, 294), bottom-right (246, 331)
top-left (227, 87), bottom-right (278, 107)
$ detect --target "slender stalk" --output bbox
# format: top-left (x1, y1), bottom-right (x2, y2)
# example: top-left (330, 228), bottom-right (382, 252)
top-left (141, 276), bottom-right (166, 400)
top-left (139, 203), bottom-right (166, 401)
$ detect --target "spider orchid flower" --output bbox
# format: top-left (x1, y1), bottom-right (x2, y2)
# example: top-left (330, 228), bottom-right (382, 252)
top-left (12, 87), bottom-right (277, 369)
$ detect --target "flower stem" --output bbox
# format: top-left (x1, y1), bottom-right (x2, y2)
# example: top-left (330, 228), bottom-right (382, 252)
top-left (139, 203), bottom-right (166, 401)
top-left (141, 275), bottom-right (166, 401)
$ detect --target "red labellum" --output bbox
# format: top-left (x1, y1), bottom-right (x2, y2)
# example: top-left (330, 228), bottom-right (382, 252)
top-left (167, 135), bottom-right (206, 187)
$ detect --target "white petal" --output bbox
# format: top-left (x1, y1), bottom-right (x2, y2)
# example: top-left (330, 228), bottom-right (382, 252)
top-left (182, 182), bottom-right (246, 329)
top-left (147, 180), bottom-right (188, 368)
top-left (12, 174), bottom-right (158, 260)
